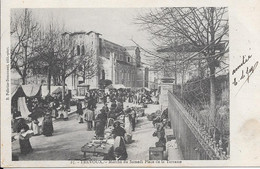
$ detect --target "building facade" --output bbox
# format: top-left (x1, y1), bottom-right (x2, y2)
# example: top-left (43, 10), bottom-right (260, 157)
top-left (63, 31), bottom-right (143, 90)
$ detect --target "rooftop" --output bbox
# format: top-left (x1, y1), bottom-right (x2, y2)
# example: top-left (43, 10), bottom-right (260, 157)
top-left (62, 31), bottom-right (102, 36)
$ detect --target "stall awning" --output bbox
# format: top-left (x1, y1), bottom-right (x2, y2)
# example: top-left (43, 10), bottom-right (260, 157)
top-left (11, 85), bottom-right (21, 98)
top-left (12, 84), bottom-right (41, 99)
top-left (41, 86), bottom-right (68, 97)
top-left (106, 84), bottom-right (126, 89)
top-left (21, 85), bottom-right (41, 97)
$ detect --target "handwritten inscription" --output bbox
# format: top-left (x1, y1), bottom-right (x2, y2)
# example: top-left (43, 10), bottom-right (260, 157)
top-left (232, 55), bottom-right (258, 91)
top-left (232, 55), bottom-right (252, 75)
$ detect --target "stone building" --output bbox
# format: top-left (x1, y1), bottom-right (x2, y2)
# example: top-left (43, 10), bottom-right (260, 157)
top-left (63, 31), bottom-right (143, 90)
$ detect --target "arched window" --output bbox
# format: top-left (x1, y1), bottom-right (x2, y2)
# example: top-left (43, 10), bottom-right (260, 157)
top-left (77, 45), bottom-right (80, 55)
top-left (81, 45), bottom-right (85, 55)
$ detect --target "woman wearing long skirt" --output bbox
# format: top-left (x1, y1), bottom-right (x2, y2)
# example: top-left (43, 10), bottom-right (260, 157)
top-left (42, 113), bottom-right (54, 136)
top-left (18, 123), bottom-right (33, 155)
top-left (77, 101), bottom-right (84, 123)
top-left (84, 108), bottom-right (94, 130)
top-left (95, 109), bottom-right (107, 137)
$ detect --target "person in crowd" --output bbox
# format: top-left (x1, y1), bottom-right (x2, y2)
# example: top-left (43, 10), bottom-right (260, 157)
top-left (53, 96), bottom-right (60, 118)
top-left (152, 116), bottom-right (161, 127)
top-left (153, 122), bottom-right (166, 150)
top-left (42, 112), bottom-right (54, 136)
top-left (103, 103), bottom-right (109, 113)
top-left (161, 108), bottom-right (168, 122)
top-left (114, 103), bottom-right (121, 114)
top-left (108, 106), bottom-right (116, 119)
top-left (64, 93), bottom-right (71, 111)
top-left (94, 109), bottom-right (107, 138)
top-left (124, 108), bottom-right (133, 135)
top-left (12, 107), bottom-right (21, 120)
top-left (84, 107), bottom-right (94, 130)
top-left (137, 92), bottom-right (141, 105)
top-left (102, 92), bottom-right (107, 104)
top-left (87, 96), bottom-right (92, 110)
top-left (133, 92), bottom-right (137, 104)
top-left (17, 122), bottom-right (33, 155)
top-left (111, 101), bottom-right (117, 109)
top-left (49, 101), bottom-right (55, 118)
top-left (100, 107), bottom-right (108, 124)
top-left (130, 108), bottom-right (136, 131)
top-left (13, 115), bottom-right (26, 133)
top-left (117, 95), bottom-right (123, 104)
top-left (110, 92), bottom-right (116, 103)
top-left (62, 104), bottom-right (69, 120)
top-left (77, 100), bottom-right (84, 123)
top-left (93, 93), bottom-right (98, 109)
top-left (114, 146), bottom-right (128, 160)
top-left (111, 121), bottom-right (126, 139)
top-left (128, 91), bottom-right (133, 103)
top-left (31, 117), bottom-right (40, 136)
top-left (104, 146), bottom-right (128, 160)
top-left (113, 134), bottom-right (128, 160)
top-left (88, 95), bottom-right (97, 111)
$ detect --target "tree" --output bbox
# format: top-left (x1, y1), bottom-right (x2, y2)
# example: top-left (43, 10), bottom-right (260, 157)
top-left (32, 20), bottom-right (62, 95)
top-left (77, 48), bottom-right (101, 84)
top-left (137, 7), bottom-right (229, 127)
top-left (11, 9), bottom-right (40, 84)
top-left (58, 34), bottom-right (100, 100)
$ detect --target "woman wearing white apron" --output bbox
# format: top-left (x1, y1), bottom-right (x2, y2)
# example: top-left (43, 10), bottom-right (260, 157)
top-left (31, 118), bottom-right (40, 135)
top-left (63, 108), bottom-right (68, 120)
top-left (124, 108), bottom-right (133, 144)
top-left (124, 114), bottom-right (132, 135)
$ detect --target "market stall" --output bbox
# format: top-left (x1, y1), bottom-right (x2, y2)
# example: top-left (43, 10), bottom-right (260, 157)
top-left (11, 84), bottom-right (42, 118)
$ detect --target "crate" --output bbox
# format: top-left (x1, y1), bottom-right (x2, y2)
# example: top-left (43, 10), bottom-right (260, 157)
top-left (149, 147), bottom-right (164, 160)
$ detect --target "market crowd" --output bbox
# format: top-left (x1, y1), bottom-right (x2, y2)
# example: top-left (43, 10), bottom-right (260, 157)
top-left (12, 87), bottom-right (160, 160)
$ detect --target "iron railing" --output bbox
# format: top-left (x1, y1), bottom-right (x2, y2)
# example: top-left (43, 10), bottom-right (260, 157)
top-left (168, 91), bottom-right (229, 160)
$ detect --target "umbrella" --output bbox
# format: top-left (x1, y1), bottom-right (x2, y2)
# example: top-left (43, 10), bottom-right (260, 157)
top-left (114, 84), bottom-right (126, 89)
top-left (52, 87), bottom-right (62, 94)
top-left (105, 84), bottom-right (114, 89)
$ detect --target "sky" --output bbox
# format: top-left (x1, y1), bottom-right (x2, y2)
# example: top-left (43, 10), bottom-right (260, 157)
top-left (28, 8), bottom-right (153, 50)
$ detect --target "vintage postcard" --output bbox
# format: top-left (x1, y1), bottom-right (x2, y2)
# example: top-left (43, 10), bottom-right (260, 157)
top-left (1, 0), bottom-right (260, 167)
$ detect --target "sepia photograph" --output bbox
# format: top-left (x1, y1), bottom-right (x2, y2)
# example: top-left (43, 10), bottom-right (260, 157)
top-left (9, 7), bottom-right (229, 161)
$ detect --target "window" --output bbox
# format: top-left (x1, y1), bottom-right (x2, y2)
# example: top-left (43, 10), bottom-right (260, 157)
top-left (101, 70), bottom-right (105, 80)
top-left (81, 45), bottom-right (85, 55)
top-left (128, 57), bottom-right (130, 62)
top-left (71, 47), bottom-right (75, 55)
top-left (77, 45), bottom-right (80, 55)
